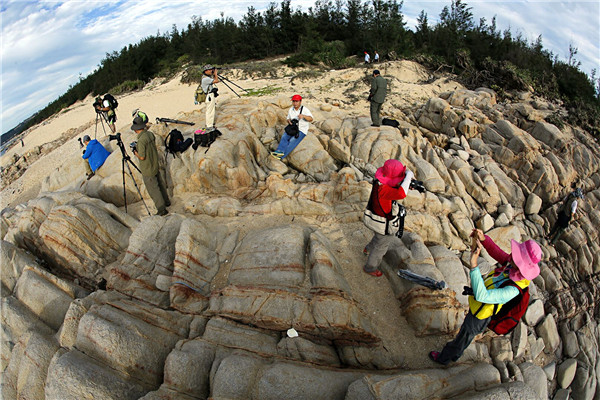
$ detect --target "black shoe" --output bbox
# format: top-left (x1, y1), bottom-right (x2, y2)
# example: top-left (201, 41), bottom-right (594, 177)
top-left (156, 209), bottom-right (168, 216)
top-left (86, 172), bottom-right (95, 180)
top-left (165, 201), bottom-right (171, 207)
top-left (371, 124), bottom-right (380, 127)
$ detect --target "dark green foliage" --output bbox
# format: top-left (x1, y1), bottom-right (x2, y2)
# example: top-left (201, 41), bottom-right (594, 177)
top-left (21, 0), bottom-right (598, 139)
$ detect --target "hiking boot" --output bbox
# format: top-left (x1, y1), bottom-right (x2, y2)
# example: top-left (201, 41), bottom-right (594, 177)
top-left (156, 209), bottom-right (168, 216)
top-left (86, 172), bottom-right (95, 180)
top-left (363, 267), bottom-right (382, 277)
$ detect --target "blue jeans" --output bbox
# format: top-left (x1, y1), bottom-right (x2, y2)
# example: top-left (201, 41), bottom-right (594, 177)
top-left (276, 131), bottom-right (306, 159)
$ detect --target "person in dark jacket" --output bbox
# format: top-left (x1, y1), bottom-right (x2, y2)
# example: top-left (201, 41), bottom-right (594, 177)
top-left (368, 69), bottom-right (387, 127)
top-left (547, 188), bottom-right (584, 244)
top-left (82, 135), bottom-right (110, 180)
top-left (363, 159), bottom-right (414, 277)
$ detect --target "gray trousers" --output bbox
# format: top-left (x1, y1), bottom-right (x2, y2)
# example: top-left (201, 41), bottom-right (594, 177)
top-left (364, 232), bottom-right (396, 272)
top-left (438, 312), bottom-right (491, 365)
top-left (370, 101), bottom-right (383, 126)
top-left (143, 171), bottom-right (170, 214)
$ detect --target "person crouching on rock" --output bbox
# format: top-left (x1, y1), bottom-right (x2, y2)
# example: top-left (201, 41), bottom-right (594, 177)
top-left (82, 135), bottom-right (110, 180)
top-left (363, 159), bottom-right (414, 277)
top-left (429, 229), bottom-right (541, 365)
top-left (130, 116), bottom-right (171, 216)
top-left (271, 94), bottom-right (314, 160)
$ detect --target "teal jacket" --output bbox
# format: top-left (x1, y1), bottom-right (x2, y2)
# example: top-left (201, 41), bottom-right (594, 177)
top-left (370, 75), bottom-right (387, 103)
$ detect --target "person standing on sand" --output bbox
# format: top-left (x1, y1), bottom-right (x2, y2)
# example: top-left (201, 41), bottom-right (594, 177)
top-left (364, 51), bottom-right (371, 64)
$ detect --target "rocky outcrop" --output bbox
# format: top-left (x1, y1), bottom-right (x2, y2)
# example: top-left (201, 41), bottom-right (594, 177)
top-left (3, 71), bottom-right (600, 399)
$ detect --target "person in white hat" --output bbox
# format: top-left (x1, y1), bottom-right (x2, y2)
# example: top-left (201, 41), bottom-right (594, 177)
top-left (201, 64), bottom-right (220, 131)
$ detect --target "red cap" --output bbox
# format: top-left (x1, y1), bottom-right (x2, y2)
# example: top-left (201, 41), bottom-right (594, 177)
top-left (291, 94), bottom-right (302, 101)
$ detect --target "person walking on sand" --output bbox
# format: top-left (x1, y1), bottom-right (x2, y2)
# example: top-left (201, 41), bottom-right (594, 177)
top-left (429, 229), bottom-right (541, 365)
top-left (82, 135), bottom-right (110, 180)
top-left (271, 94), bottom-right (314, 160)
top-left (131, 116), bottom-right (171, 216)
top-left (368, 69), bottom-right (387, 127)
top-left (364, 51), bottom-right (371, 64)
top-left (362, 159), bottom-right (414, 277)
top-left (374, 51), bottom-right (380, 63)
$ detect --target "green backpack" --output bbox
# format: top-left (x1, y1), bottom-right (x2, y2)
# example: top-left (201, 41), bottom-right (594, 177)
top-left (195, 85), bottom-right (206, 103)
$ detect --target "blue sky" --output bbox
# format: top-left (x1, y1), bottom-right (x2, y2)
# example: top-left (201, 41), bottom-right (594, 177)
top-left (1, 0), bottom-right (599, 134)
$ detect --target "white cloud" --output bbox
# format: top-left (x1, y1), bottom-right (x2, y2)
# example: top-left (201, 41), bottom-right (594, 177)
top-left (1, 0), bottom-right (599, 133)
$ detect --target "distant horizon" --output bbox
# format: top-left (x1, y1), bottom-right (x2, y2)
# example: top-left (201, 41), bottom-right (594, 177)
top-left (2, 0), bottom-right (599, 135)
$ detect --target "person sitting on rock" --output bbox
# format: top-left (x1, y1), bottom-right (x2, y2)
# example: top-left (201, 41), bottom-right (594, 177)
top-left (429, 229), bottom-right (541, 365)
top-left (547, 187), bottom-right (584, 244)
top-left (271, 94), bottom-right (313, 160)
top-left (363, 159), bottom-right (414, 277)
top-left (82, 135), bottom-right (110, 180)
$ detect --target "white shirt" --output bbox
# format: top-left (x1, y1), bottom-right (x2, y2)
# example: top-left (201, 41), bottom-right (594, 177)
top-left (102, 99), bottom-right (111, 108)
top-left (571, 199), bottom-right (578, 214)
top-left (287, 105), bottom-right (313, 135)
top-left (201, 75), bottom-right (215, 93)
top-left (365, 54), bottom-right (370, 63)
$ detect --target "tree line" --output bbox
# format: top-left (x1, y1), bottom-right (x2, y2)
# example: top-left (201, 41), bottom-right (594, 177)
top-left (22, 0), bottom-right (600, 136)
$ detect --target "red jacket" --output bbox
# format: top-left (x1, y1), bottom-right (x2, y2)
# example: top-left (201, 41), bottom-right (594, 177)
top-left (370, 183), bottom-right (407, 217)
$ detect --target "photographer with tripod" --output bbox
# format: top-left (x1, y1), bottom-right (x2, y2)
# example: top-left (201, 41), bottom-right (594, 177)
top-left (199, 64), bottom-right (220, 132)
top-left (130, 116), bottom-right (170, 216)
top-left (94, 95), bottom-right (117, 133)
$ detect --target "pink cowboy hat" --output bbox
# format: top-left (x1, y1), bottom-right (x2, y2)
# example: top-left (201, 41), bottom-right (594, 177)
top-left (375, 159), bottom-right (406, 187)
top-left (509, 239), bottom-right (542, 281)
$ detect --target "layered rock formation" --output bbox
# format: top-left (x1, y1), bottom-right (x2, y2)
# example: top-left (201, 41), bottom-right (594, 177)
top-left (2, 64), bottom-right (600, 399)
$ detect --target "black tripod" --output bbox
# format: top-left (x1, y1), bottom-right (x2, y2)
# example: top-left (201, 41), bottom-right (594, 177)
top-left (217, 74), bottom-right (249, 98)
top-left (95, 110), bottom-right (110, 139)
top-left (109, 133), bottom-right (150, 216)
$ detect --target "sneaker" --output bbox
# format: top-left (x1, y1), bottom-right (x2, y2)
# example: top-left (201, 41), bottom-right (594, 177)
top-left (271, 151), bottom-right (283, 159)
top-left (86, 172), bottom-right (95, 180)
top-left (429, 351), bottom-right (445, 365)
top-left (156, 209), bottom-right (168, 216)
top-left (363, 267), bottom-right (382, 277)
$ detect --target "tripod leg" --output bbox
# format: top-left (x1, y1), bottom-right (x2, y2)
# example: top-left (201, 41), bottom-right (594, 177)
top-left (123, 158), bottom-right (151, 216)
top-left (122, 158), bottom-right (128, 213)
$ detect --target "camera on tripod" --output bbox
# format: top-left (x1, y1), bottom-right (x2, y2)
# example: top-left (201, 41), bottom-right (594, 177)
top-left (108, 132), bottom-right (122, 142)
top-left (211, 87), bottom-right (219, 98)
top-left (409, 179), bottom-right (426, 193)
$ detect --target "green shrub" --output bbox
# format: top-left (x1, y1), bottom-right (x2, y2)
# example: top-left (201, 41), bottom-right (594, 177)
top-left (109, 80), bottom-right (145, 94)
top-left (242, 85), bottom-right (283, 96)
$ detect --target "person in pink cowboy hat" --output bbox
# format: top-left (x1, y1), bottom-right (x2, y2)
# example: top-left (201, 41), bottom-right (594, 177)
top-left (429, 228), bottom-right (542, 365)
top-left (363, 159), bottom-right (415, 277)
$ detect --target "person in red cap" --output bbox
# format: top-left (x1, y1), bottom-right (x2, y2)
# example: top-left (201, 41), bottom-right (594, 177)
top-left (429, 229), bottom-right (542, 365)
top-left (364, 51), bottom-right (371, 64)
top-left (363, 159), bottom-right (415, 276)
top-left (271, 95), bottom-right (314, 160)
